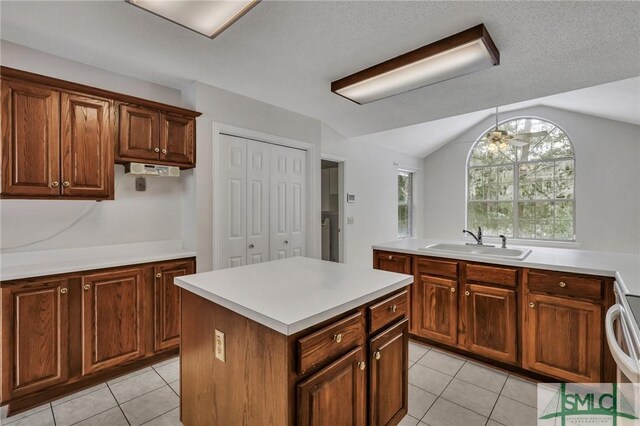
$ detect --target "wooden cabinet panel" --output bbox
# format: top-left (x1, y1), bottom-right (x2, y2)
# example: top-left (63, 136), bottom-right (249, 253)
top-left (1, 279), bottom-right (69, 400)
top-left (369, 319), bottom-right (409, 426)
top-left (160, 113), bottom-right (194, 166)
top-left (1, 79), bottom-right (60, 196)
top-left (82, 268), bottom-right (145, 375)
top-left (118, 104), bottom-right (159, 162)
top-left (527, 270), bottom-right (603, 301)
top-left (416, 275), bottom-right (458, 345)
top-left (297, 346), bottom-right (366, 426)
top-left (466, 263), bottom-right (517, 288)
top-left (373, 251), bottom-right (412, 275)
top-left (523, 293), bottom-right (602, 382)
top-left (61, 93), bottom-right (113, 198)
top-left (369, 290), bottom-right (408, 334)
top-left (415, 257), bottom-right (458, 279)
top-left (466, 284), bottom-right (517, 364)
top-left (153, 260), bottom-right (193, 352)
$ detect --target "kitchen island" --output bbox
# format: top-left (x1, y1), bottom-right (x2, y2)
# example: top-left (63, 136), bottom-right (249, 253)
top-left (174, 256), bottom-right (413, 426)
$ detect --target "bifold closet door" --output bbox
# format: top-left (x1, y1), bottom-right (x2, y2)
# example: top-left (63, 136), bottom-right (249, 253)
top-left (246, 140), bottom-right (270, 264)
top-left (270, 145), bottom-right (306, 260)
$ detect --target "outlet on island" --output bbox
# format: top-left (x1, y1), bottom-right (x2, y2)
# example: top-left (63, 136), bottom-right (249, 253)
top-left (215, 329), bottom-right (226, 362)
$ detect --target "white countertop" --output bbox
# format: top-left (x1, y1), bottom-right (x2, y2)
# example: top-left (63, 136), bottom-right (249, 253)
top-left (373, 238), bottom-right (640, 295)
top-left (174, 256), bottom-right (413, 336)
top-left (0, 240), bottom-right (197, 281)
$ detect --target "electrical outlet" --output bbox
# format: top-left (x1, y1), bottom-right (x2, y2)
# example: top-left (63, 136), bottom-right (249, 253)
top-left (215, 329), bottom-right (225, 362)
top-left (135, 177), bottom-right (146, 191)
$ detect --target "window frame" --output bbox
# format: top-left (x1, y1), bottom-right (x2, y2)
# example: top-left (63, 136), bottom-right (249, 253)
top-left (398, 169), bottom-right (414, 238)
top-left (465, 116), bottom-right (577, 243)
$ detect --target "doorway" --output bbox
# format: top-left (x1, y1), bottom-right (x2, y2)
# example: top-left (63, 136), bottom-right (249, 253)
top-left (321, 158), bottom-right (344, 263)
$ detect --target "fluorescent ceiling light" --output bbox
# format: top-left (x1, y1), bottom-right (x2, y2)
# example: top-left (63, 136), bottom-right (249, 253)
top-left (331, 24), bottom-right (500, 105)
top-left (126, 0), bottom-right (260, 39)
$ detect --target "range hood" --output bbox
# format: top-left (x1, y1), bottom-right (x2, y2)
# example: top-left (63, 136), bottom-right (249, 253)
top-left (125, 163), bottom-right (180, 177)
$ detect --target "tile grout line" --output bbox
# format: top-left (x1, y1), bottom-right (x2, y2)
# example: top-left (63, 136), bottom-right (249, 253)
top-left (138, 406), bottom-right (179, 426)
top-left (415, 360), bottom-right (464, 424)
top-left (152, 362), bottom-right (180, 397)
top-left (485, 373), bottom-right (510, 425)
top-left (106, 381), bottom-right (132, 426)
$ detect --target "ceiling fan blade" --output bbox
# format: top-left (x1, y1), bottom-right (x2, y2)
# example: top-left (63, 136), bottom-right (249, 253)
top-left (508, 139), bottom-right (529, 147)
top-left (516, 131), bottom-right (549, 139)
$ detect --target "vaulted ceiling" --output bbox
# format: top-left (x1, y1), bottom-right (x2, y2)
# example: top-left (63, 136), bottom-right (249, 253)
top-left (1, 1), bottom-right (639, 138)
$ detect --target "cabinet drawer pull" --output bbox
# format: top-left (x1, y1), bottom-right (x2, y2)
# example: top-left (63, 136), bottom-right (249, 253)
top-left (465, 291), bottom-right (470, 296)
top-left (62, 181), bottom-right (70, 187)
top-left (389, 304), bottom-right (397, 313)
top-left (529, 302), bottom-right (535, 308)
top-left (51, 181), bottom-right (59, 187)
top-left (334, 333), bottom-right (342, 343)
top-left (83, 284), bottom-right (90, 291)
top-left (559, 281), bottom-right (567, 288)
top-left (156, 273), bottom-right (162, 278)
top-left (154, 147), bottom-right (160, 153)
top-left (374, 350), bottom-right (381, 360)
top-left (450, 287), bottom-right (456, 293)
top-left (161, 148), bottom-right (167, 154)
top-left (388, 255), bottom-right (393, 260)
top-left (358, 361), bottom-right (366, 371)
top-left (60, 288), bottom-right (68, 294)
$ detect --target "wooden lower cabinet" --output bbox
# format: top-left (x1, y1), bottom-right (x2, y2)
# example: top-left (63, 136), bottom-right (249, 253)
top-left (415, 274), bottom-right (458, 346)
top-left (465, 284), bottom-right (517, 364)
top-left (1, 279), bottom-right (69, 400)
top-left (297, 347), bottom-right (367, 426)
top-left (523, 292), bottom-right (603, 382)
top-left (369, 319), bottom-right (409, 426)
top-left (0, 257), bottom-right (195, 414)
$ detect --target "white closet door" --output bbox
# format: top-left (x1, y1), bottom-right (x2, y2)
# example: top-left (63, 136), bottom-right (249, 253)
top-left (246, 140), bottom-right (270, 264)
top-left (270, 145), bottom-right (306, 260)
top-left (218, 134), bottom-right (247, 268)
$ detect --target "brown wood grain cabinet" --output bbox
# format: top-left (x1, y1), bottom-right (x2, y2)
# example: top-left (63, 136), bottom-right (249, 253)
top-left (160, 113), bottom-right (195, 165)
top-left (0, 257), bottom-right (195, 415)
top-left (415, 274), bottom-right (458, 346)
top-left (373, 251), bottom-right (412, 275)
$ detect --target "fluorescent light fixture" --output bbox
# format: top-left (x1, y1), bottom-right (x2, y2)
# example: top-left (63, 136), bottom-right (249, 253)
top-left (126, 0), bottom-right (260, 39)
top-left (331, 24), bottom-right (500, 105)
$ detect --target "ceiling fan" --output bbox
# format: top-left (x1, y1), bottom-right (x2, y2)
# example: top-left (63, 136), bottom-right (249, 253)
top-left (485, 107), bottom-right (548, 150)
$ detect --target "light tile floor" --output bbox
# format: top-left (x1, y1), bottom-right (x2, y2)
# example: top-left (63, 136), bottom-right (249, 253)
top-left (1, 342), bottom-right (539, 426)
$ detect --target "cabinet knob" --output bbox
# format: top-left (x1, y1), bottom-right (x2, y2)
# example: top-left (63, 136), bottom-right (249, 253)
top-left (465, 291), bottom-right (470, 296)
top-left (559, 281), bottom-right (567, 288)
top-left (389, 304), bottom-right (397, 313)
top-left (60, 288), bottom-right (68, 294)
top-left (450, 287), bottom-right (456, 293)
top-left (83, 284), bottom-right (90, 291)
top-left (529, 302), bottom-right (535, 308)
top-left (62, 181), bottom-right (70, 187)
top-left (374, 350), bottom-right (381, 360)
top-left (51, 181), bottom-right (59, 187)
top-left (249, 243), bottom-right (255, 249)
top-left (358, 361), bottom-right (366, 371)
top-left (334, 333), bottom-right (342, 343)
top-left (154, 147), bottom-right (160, 153)
top-left (388, 255), bottom-right (393, 260)
top-left (156, 273), bottom-right (162, 278)
top-left (161, 148), bottom-right (167, 154)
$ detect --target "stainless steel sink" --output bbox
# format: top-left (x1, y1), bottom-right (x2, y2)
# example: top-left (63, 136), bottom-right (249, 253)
top-left (419, 243), bottom-right (532, 260)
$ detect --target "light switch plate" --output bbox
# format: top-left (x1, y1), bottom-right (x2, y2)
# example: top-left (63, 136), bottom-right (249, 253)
top-left (347, 217), bottom-right (354, 225)
top-left (215, 329), bottom-right (225, 362)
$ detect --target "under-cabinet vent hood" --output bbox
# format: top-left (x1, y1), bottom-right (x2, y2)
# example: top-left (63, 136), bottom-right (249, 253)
top-left (125, 163), bottom-right (180, 177)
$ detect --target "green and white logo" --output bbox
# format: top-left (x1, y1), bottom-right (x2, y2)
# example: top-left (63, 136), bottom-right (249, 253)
top-left (538, 383), bottom-right (639, 425)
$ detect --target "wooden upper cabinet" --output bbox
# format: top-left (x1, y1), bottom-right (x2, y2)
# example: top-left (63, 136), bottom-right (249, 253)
top-left (523, 292), bottom-right (602, 382)
top-left (415, 275), bottom-right (458, 345)
top-left (154, 260), bottom-right (194, 352)
top-left (369, 319), bottom-right (409, 426)
top-left (466, 284), bottom-right (517, 364)
top-left (1, 79), bottom-right (60, 197)
top-left (297, 346), bottom-right (366, 426)
top-left (81, 268), bottom-right (145, 375)
top-left (1, 279), bottom-right (69, 401)
top-left (61, 93), bottom-right (114, 199)
top-left (160, 113), bottom-right (195, 166)
top-left (373, 251), bottom-right (412, 275)
top-left (118, 104), bottom-right (160, 162)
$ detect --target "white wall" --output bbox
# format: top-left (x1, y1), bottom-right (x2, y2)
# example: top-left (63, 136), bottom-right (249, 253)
top-left (423, 105), bottom-right (640, 254)
top-left (322, 123), bottom-right (424, 268)
top-left (181, 81), bottom-right (323, 272)
top-left (0, 42), bottom-right (189, 252)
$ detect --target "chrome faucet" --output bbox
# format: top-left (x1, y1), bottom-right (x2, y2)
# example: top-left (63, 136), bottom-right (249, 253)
top-left (499, 235), bottom-right (507, 249)
top-left (463, 227), bottom-right (483, 245)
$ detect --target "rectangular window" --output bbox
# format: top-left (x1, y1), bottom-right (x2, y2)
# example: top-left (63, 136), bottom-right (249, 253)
top-left (398, 171), bottom-right (413, 238)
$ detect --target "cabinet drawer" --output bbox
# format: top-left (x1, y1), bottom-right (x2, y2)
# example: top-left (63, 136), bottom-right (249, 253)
top-left (374, 251), bottom-right (412, 275)
top-left (527, 270), bottom-right (603, 300)
top-left (369, 290), bottom-right (408, 334)
top-left (466, 264), bottom-right (518, 287)
top-left (297, 312), bottom-right (365, 374)
top-left (415, 257), bottom-right (458, 278)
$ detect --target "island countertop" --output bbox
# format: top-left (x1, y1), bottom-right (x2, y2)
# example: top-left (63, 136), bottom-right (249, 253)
top-left (174, 256), bottom-right (413, 335)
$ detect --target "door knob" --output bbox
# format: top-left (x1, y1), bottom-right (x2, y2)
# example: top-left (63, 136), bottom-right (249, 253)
top-left (154, 147), bottom-right (160, 153)
top-left (156, 273), bottom-right (162, 278)
top-left (83, 284), bottom-right (90, 291)
top-left (374, 350), bottom-right (381, 360)
top-left (51, 181), bottom-right (59, 187)
top-left (62, 181), bottom-right (70, 187)
top-left (249, 243), bottom-right (255, 249)
top-left (358, 361), bottom-right (366, 371)
top-left (334, 333), bottom-right (342, 343)
top-left (450, 287), bottom-right (456, 293)
top-left (465, 291), bottom-right (470, 296)
top-left (389, 305), bottom-right (397, 313)
top-left (559, 281), bottom-right (567, 288)
top-left (529, 302), bottom-right (535, 308)
top-left (161, 149), bottom-right (167, 154)
top-left (60, 288), bottom-right (68, 294)
top-left (284, 240), bottom-right (289, 244)
top-left (388, 255), bottom-right (393, 260)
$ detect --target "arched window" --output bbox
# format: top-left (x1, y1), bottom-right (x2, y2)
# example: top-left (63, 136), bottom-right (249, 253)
top-left (467, 118), bottom-right (575, 241)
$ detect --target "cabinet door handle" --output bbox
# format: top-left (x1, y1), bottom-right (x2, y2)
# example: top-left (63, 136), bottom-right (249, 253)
top-left (465, 291), bottom-right (470, 296)
top-left (450, 287), bottom-right (456, 293)
top-left (154, 147), bottom-right (160, 153)
top-left (62, 181), bottom-right (70, 187)
top-left (374, 350), bottom-right (381, 360)
top-left (559, 281), bottom-right (567, 288)
top-left (83, 284), bottom-right (90, 291)
top-left (51, 181), bottom-right (59, 188)
top-left (334, 333), bottom-right (342, 343)
top-left (60, 288), bottom-right (68, 294)
top-left (156, 273), bottom-right (162, 278)
top-left (388, 255), bottom-right (393, 260)
top-left (389, 304), bottom-right (397, 313)
top-left (358, 361), bottom-right (366, 371)
top-left (529, 302), bottom-right (535, 308)
top-left (161, 148), bottom-right (167, 154)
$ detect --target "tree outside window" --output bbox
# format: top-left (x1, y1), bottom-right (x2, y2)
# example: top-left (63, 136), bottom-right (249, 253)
top-left (467, 118), bottom-right (575, 241)
top-left (398, 171), bottom-right (413, 238)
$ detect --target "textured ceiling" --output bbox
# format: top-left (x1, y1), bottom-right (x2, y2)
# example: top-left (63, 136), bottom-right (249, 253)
top-left (1, 1), bottom-right (639, 138)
